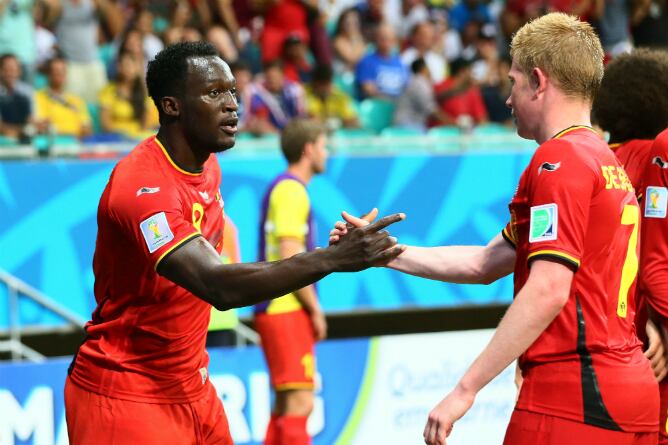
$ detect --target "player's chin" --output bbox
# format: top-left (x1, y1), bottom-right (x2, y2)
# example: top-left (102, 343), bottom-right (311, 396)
top-left (214, 135), bottom-right (236, 153)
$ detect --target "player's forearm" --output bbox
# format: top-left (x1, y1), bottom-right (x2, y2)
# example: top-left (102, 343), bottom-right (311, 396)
top-left (389, 235), bottom-right (515, 284)
top-left (388, 245), bottom-right (490, 284)
top-left (203, 250), bottom-right (334, 311)
top-left (456, 261), bottom-right (571, 396)
top-left (279, 238), bottom-right (320, 313)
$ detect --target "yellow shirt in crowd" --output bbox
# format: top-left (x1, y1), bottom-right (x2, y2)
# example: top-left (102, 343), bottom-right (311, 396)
top-left (35, 89), bottom-right (90, 136)
top-left (98, 83), bottom-right (159, 139)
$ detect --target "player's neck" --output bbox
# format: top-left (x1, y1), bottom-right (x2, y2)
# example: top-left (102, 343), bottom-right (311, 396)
top-left (156, 129), bottom-right (207, 173)
top-left (287, 164), bottom-right (313, 185)
top-left (536, 99), bottom-right (593, 144)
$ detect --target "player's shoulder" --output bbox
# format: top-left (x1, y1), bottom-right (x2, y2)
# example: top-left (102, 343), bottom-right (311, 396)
top-left (106, 138), bottom-right (178, 208)
top-left (271, 178), bottom-right (307, 199)
top-left (650, 129), bottom-right (668, 159)
top-left (534, 127), bottom-right (608, 168)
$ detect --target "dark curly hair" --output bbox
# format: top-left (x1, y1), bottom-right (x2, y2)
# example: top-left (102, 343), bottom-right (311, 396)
top-left (146, 41), bottom-right (219, 120)
top-left (592, 49), bottom-right (668, 143)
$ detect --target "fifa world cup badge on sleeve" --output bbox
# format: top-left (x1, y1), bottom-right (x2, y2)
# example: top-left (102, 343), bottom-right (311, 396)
top-left (529, 203), bottom-right (558, 242)
top-left (140, 212), bottom-right (175, 252)
top-left (645, 186), bottom-right (668, 218)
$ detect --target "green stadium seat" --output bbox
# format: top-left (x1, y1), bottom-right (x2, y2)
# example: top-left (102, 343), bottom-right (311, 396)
top-left (334, 71), bottom-right (356, 99)
top-left (331, 128), bottom-right (376, 153)
top-left (359, 99), bottom-right (396, 134)
top-left (428, 126), bottom-right (463, 152)
top-left (380, 126), bottom-right (423, 137)
top-left (472, 123), bottom-right (512, 136)
top-left (98, 43), bottom-right (115, 68)
top-left (0, 135), bottom-right (18, 146)
top-left (333, 128), bottom-right (374, 138)
top-left (87, 102), bottom-right (102, 134)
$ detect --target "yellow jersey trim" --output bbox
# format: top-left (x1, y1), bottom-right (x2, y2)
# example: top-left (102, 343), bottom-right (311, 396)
top-left (502, 227), bottom-right (516, 247)
top-left (275, 382), bottom-right (316, 391)
top-left (528, 250), bottom-right (581, 267)
top-left (553, 125), bottom-right (597, 140)
top-left (154, 137), bottom-right (203, 176)
top-left (609, 142), bottom-right (622, 151)
top-left (154, 232), bottom-right (201, 270)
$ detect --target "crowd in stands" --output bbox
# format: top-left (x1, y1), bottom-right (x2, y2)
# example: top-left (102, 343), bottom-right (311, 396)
top-left (0, 0), bottom-right (667, 146)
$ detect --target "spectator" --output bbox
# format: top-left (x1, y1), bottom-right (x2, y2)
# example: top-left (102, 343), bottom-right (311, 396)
top-left (0, 0), bottom-right (36, 78)
top-left (471, 24), bottom-right (500, 85)
top-left (206, 26), bottom-right (239, 64)
top-left (257, 0), bottom-right (310, 63)
top-left (282, 33), bottom-right (312, 83)
top-left (306, 64), bottom-right (359, 129)
top-left (480, 56), bottom-right (513, 125)
top-left (632, 0), bottom-right (668, 49)
top-left (401, 21), bottom-right (448, 84)
top-left (133, 8), bottom-right (164, 63)
top-left (395, 0), bottom-right (431, 39)
top-left (394, 58), bottom-right (451, 130)
top-left (98, 51), bottom-right (159, 140)
top-left (50, 0), bottom-right (124, 103)
top-left (591, 0), bottom-right (651, 57)
top-left (355, 22), bottom-right (409, 100)
top-left (431, 9), bottom-right (464, 63)
top-left (0, 53), bottom-right (32, 140)
top-left (500, 0), bottom-right (546, 42)
top-left (448, 0), bottom-right (492, 33)
top-left (332, 7), bottom-right (367, 73)
top-left (246, 60), bottom-right (306, 134)
top-left (163, 0), bottom-right (204, 45)
top-left (116, 28), bottom-right (147, 76)
top-left (355, 0), bottom-right (385, 42)
top-left (34, 2), bottom-right (57, 71)
top-left (433, 57), bottom-right (488, 127)
top-left (229, 60), bottom-right (254, 133)
top-left (34, 56), bottom-right (92, 138)
top-left (305, 1), bottom-right (334, 66)
top-left (215, 0), bottom-right (257, 50)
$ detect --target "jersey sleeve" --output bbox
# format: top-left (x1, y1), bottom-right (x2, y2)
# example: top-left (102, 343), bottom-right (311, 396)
top-left (107, 172), bottom-right (201, 269)
top-left (269, 180), bottom-right (310, 241)
top-left (525, 140), bottom-right (598, 271)
top-left (502, 221), bottom-right (516, 248)
top-left (640, 132), bottom-right (668, 318)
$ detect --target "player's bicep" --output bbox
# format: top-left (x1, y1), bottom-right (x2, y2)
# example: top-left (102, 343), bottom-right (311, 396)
top-left (481, 233), bottom-right (516, 282)
top-left (156, 236), bottom-right (226, 305)
top-left (109, 182), bottom-right (200, 268)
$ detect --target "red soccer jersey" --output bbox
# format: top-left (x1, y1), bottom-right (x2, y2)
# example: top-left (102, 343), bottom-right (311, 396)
top-left (502, 126), bottom-right (658, 432)
top-left (612, 139), bottom-right (654, 197)
top-left (611, 139), bottom-right (654, 341)
top-left (68, 136), bottom-right (225, 403)
top-left (640, 129), bottom-right (668, 321)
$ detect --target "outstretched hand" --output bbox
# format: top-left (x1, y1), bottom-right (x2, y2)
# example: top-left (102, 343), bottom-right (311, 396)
top-left (327, 211), bottom-right (406, 271)
top-left (423, 388), bottom-right (475, 445)
top-left (329, 208), bottom-right (378, 245)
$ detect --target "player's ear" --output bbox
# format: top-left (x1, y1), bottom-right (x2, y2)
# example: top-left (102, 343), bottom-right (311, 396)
top-left (530, 67), bottom-right (548, 97)
top-left (160, 96), bottom-right (181, 118)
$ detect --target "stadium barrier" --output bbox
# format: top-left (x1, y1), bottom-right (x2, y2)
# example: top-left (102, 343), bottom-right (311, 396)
top-left (0, 329), bottom-right (515, 445)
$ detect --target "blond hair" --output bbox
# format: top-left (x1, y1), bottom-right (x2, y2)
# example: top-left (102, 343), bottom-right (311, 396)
top-left (280, 118), bottom-right (327, 164)
top-left (510, 13), bottom-right (604, 101)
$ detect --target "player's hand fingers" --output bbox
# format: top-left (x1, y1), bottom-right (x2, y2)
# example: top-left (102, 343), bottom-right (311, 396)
top-left (329, 235), bottom-right (340, 245)
top-left (656, 363), bottom-right (668, 382)
top-left (342, 210), bottom-right (371, 228)
top-left (335, 221), bottom-right (347, 231)
top-left (373, 245), bottom-right (406, 265)
top-left (361, 207), bottom-right (378, 223)
top-left (363, 212), bottom-right (405, 233)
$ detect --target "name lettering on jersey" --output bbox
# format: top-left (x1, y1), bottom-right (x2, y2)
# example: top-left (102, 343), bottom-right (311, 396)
top-left (136, 186), bottom-right (160, 197)
top-left (645, 186), bottom-right (668, 218)
top-left (529, 203), bottom-right (557, 243)
top-left (653, 156), bottom-right (668, 169)
top-left (601, 166), bottom-right (634, 192)
top-left (537, 161), bottom-right (561, 175)
top-left (140, 212), bottom-right (174, 253)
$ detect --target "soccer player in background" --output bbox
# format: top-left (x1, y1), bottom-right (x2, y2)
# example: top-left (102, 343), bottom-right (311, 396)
top-left (331, 13), bottom-right (659, 444)
top-left (642, 127), bottom-right (668, 444)
top-left (255, 118), bottom-right (329, 445)
top-left (63, 42), bottom-right (405, 445)
top-left (591, 48), bottom-right (668, 404)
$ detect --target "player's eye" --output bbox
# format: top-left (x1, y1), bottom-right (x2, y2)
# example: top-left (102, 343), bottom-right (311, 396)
top-left (209, 89), bottom-right (221, 98)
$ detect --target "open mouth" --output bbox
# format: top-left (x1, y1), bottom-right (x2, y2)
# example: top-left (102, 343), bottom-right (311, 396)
top-left (220, 121), bottom-right (238, 135)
